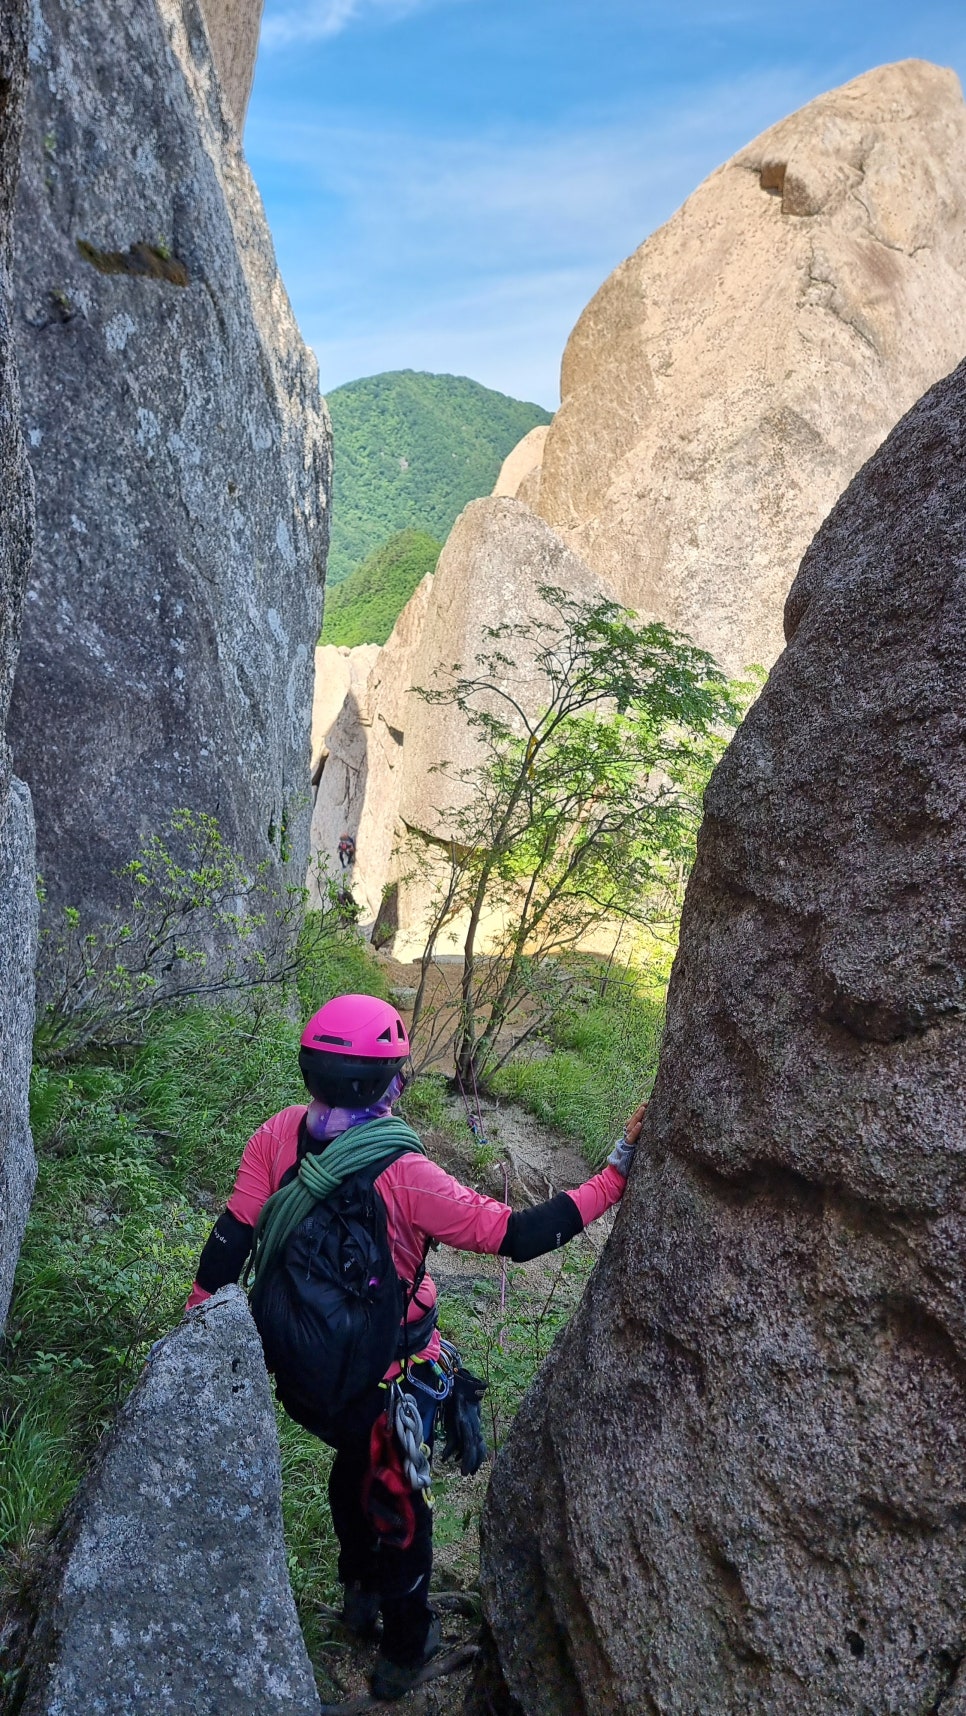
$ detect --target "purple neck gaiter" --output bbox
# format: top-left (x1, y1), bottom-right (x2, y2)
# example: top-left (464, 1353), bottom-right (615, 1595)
top-left (304, 1072), bottom-right (406, 1145)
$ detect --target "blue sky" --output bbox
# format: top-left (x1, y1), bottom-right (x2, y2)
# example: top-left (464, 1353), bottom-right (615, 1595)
top-left (246, 0), bottom-right (966, 408)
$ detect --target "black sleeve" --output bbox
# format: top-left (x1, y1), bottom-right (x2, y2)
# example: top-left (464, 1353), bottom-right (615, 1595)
top-left (195, 1210), bottom-right (255, 1293)
top-left (498, 1191), bottom-right (583, 1263)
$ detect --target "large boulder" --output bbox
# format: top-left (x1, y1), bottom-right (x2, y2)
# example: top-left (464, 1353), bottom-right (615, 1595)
top-left (0, 0), bottom-right (37, 1332)
top-left (9, 0), bottom-right (330, 940)
top-left (534, 59), bottom-right (966, 672)
top-left (492, 424), bottom-right (550, 504)
top-left (474, 358), bottom-right (966, 1713)
top-left (310, 641), bottom-right (380, 781)
top-left (398, 498), bottom-right (611, 844)
top-left (16, 1287), bottom-right (321, 1716)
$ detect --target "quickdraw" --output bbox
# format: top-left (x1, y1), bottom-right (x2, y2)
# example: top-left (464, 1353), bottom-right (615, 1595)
top-left (387, 1381), bottom-right (433, 1493)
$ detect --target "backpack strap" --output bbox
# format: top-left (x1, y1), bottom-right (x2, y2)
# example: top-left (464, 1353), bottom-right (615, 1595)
top-left (248, 1115), bottom-right (425, 1303)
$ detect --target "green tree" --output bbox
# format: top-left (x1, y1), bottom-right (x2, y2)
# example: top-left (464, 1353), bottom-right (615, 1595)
top-left (35, 812), bottom-right (354, 1063)
top-left (320, 529), bottom-right (441, 646)
top-left (408, 588), bottom-right (744, 1084)
top-left (326, 371), bottom-right (551, 587)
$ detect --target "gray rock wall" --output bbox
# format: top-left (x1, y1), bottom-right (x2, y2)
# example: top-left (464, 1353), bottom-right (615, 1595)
top-left (10, 0), bottom-right (330, 940)
top-left (16, 1287), bottom-right (321, 1716)
top-left (0, 0), bottom-right (37, 1332)
top-left (0, 781), bottom-right (38, 1333)
top-left (474, 357), bottom-right (966, 1713)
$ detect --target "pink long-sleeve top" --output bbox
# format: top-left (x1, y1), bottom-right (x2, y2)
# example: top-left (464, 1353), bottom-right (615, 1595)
top-left (188, 1104), bottom-right (625, 1367)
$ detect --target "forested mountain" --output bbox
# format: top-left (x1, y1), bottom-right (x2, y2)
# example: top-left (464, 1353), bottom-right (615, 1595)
top-left (321, 530), bottom-right (441, 647)
top-left (325, 370), bottom-right (551, 590)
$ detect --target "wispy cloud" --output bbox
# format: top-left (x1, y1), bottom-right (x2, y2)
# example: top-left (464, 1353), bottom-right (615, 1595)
top-left (250, 67), bottom-right (811, 276)
top-left (247, 68), bottom-right (816, 402)
top-left (261, 0), bottom-right (443, 48)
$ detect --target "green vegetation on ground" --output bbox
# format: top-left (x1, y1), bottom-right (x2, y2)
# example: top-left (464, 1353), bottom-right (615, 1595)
top-left (493, 962), bottom-right (666, 1162)
top-left (320, 529), bottom-right (441, 647)
top-left (0, 929), bottom-right (387, 1637)
top-left (326, 370), bottom-right (551, 589)
top-left (0, 914), bottom-right (605, 1695)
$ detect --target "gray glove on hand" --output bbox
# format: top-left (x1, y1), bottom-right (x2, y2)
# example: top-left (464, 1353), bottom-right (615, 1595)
top-left (607, 1102), bottom-right (647, 1179)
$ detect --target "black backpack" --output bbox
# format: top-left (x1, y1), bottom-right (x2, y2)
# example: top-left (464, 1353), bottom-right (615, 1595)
top-left (249, 1138), bottom-right (429, 1423)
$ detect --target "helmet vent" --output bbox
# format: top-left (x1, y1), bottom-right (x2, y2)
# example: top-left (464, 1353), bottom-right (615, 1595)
top-left (396, 1021), bottom-right (405, 1039)
top-left (377, 1027), bottom-right (393, 1043)
top-left (314, 1033), bottom-right (352, 1047)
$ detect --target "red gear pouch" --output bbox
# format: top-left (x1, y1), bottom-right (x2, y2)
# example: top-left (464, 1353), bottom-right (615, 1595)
top-left (361, 1409), bottom-right (416, 1550)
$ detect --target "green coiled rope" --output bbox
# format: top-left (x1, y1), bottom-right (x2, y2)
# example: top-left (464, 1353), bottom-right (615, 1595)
top-left (245, 1113), bottom-right (426, 1299)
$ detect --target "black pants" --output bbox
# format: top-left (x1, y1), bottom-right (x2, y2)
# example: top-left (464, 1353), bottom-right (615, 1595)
top-left (281, 1379), bottom-right (435, 1666)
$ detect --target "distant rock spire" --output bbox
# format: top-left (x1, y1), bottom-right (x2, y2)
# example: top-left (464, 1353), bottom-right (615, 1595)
top-left (198, 0), bottom-right (267, 131)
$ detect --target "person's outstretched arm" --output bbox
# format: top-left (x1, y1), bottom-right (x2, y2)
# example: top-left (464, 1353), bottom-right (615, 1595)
top-left (382, 1103), bottom-right (647, 1263)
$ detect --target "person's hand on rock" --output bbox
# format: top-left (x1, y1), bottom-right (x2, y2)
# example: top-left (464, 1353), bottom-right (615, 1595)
top-left (607, 1101), bottom-right (647, 1179)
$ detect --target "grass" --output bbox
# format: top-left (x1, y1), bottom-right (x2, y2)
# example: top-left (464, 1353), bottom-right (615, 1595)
top-left (492, 963), bottom-right (666, 1163)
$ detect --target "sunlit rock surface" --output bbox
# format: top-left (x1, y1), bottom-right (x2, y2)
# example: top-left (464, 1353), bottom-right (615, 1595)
top-left (310, 497), bottom-right (611, 950)
top-left (534, 60), bottom-right (966, 672)
top-left (199, 0), bottom-right (266, 129)
top-left (492, 424), bottom-right (549, 503)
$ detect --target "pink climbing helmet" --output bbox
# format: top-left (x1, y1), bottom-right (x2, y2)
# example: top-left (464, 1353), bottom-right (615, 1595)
top-left (298, 993), bottom-right (410, 1106)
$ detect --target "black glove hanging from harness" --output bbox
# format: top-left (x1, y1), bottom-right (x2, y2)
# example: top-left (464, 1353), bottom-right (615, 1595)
top-left (438, 1341), bottom-right (488, 1475)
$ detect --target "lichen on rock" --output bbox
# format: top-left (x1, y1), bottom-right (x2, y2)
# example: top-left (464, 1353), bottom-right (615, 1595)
top-left (0, 0), bottom-right (37, 1333)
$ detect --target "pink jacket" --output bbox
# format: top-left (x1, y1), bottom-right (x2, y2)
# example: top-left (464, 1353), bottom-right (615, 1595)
top-left (188, 1104), bottom-right (626, 1365)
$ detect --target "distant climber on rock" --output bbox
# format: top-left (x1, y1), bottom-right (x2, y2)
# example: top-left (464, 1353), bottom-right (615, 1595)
top-left (187, 992), bottom-right (645, 1701)
top-left (338, 831), bottom-right (356, 870)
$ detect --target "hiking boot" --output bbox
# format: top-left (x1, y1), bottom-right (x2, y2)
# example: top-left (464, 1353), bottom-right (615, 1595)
top-left (340, 1581), bottom-right (380, 1640)
top-left (369, 1615), bottom-right (442, 1700)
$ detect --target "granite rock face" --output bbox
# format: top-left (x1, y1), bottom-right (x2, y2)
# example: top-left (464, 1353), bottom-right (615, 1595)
top-left (310, 570), bottom-right (436, 926)
top-left (10, 0), bottom-right (330, 938)
top-left (475, 359), bottom-right (966, 1714)
top-left (534, 60), bottom-right (966, 672)
top-left (17, 1287), bottom-right (321, 1716)
top-left (492, 423), bottom-right (549, 502)
top-left (0, 0), bottom-right (37, 1332)
top-left (396, 499), bottom-right (610, 844)
top-left (199, 0), bottom-right (266, 129)
top-left (0, 780), bottom-right (37, 1334)
top-left (309, 498), bottom-right (612, 950)
top-left (310, 641), bottom-right (380, 783)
